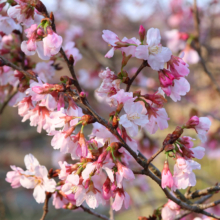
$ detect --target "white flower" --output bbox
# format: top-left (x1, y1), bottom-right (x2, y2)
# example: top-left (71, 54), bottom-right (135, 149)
top-left (119, 100), bottom-right (149, 136)
top-left (135, 28), bottom-right (172, 70)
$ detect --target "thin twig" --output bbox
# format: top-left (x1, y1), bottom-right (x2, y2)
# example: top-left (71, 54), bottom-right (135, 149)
top-left (80, 205), bottom-right (110, 220)
top-left (109, 198), bottom-right (114, 220)
top-left (0, 55), bottom-right (37, 81)
top-left (126, 60), bottom-right (148, 92)
top-left (37, 3), bottom-right (220, 219)
top-left (175, 194), bottom-right (214, 220)
top-left (0, 88), bottom-right (18, 114)
top-left (40, 192), bottom-right (52, 220)
top-left (193, 0), bottom-right (220, 95)
top-left (186, 184), bottom-right (220, 199)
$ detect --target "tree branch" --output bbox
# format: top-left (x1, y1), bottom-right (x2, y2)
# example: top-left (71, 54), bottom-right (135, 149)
top-left (193, 0), bottom-right (220, 95)
top-left (40, 192), bottom-right (52, 220)
top-left (0, 55), bottom-right (37, 81)
top-left (80, 205), bottom-right (110, 220)
top-left (186, 184), bottom-right (220, 199)
top-left (0, 88), bottom-right (18, 114)
top-left (126, 60), bottom-right (148, 92)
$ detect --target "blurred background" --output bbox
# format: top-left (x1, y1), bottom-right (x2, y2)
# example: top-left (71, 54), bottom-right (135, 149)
top-left (1, 0), bottom-right (220, 219)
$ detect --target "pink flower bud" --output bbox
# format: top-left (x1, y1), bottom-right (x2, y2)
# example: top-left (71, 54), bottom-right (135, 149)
top-left (84, 179), bottom-right (90, 189)
top-left (97, 150), bottom-right (108, 164)
top-left (32, 86), bottom-right (44, 94)
top-left (158, 70), bottom-right (175, 87)
top-left (79, 91), bottom-right (86, 98)
top-left (161, 161), bottom-right (173, 189)
top-left (139, 25), bottom-right (146, 42)
top-left (37, 28), bottom-right (44, 36)
top-left (103, 178), bottom-right (111, 200)
top-left (111, 182), bottom-right (117, 191)
top-left (185, 116), bottom-right (199, 128)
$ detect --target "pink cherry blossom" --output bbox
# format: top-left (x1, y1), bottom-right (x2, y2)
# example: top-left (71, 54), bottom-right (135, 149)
top-left (43, 29), bottom-right (63, 57)
top-left (167, 55), bottom-right (190, 78)
top-left (161, 161), bottom-right (174, 189)
top-left (102, 30), bottom-right (119, 46)
top-left (21, 105), bottom-right (52, 133)
top-left (145, 108), bottom-right (169, 134)
top-left (135, 28), bottom-right (172, 70)
top-left (74, 184), bottom-right (104, 209)
top-left (106, 89), bottom-right (134, 107)
top-left (195, 117), bottom-right (212, 143)
top-left (161, 200), bottom-right (180, 220)
top-left (172, 157), bottom-right (201, 191)
top-left (0, 15), bottom-right (21, 34)
top-left (112, 189), bottom-right (130, 211)
top-left (82, 161), bottom-right (114, 183)
top-left (164, 77), bottom-right (190, 102)
top-left (21, 40), bottom-right (50, 60)
top-left (181, 46), bottom-right (199, 64)
top-left (16, 96), bottom-right (34, 116)
top-left (191, 146), bottom-right (205, 159)
top-left (50, 130), bottom-right (74, 153)
top-left (116, 161), bottom-right (135, 188)
top-left (27, 78), bottom-right (57, 111)
top-left (62, 172), bottom-right (80, 194)
top-left (7, 0), bottom-right (41, 27)
top-left (33, 61), bottom-right (56, 82)
top-left (165, 29), bottom-right (186, 53)
top-left (21, 165), bottom-right (56, 203)
top-left (96, 68), bottom-right (120, 99)
top-left (63, 41), bottom-right (82, 65)
top-left (5, 165), bottom-right (24, 188)
top-left (119, 99), bottom-right (149, 136)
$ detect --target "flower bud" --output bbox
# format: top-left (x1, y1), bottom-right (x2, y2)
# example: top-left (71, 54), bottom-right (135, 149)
top-left (139, 25), bottom-right (146, 42)
top-left (84, 179), bottom-right (91, 189)
top-left (158, 69), bottom-right (175, 87)
top-left (97, 150), bottom-right (108, 164)
top-left (161, 161), bottom-right (173, 189)
top-left (112, 115), bottom-right (118, 128)
top-left (185, 116), bottom-right (199, 128)
top-left (81, 115), bottom-right (96, 125)
top-left (79, 91), bottom-right (86, 98)
top-left (37, 28), bottom-right (44, 36)
top-left (121, 52), bottom-right (132, 68)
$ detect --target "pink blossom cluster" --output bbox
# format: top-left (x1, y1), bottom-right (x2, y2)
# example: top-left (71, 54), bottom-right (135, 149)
top-left (161, 116), bottom-right (211, 191)
top-left (1, 3), bottom-right (215, 217)
top-left (6, 154), bottom-right (56, 203)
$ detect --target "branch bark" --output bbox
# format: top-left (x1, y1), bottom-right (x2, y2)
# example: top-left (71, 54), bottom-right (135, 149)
top-left (0, 55), bottom-right (37, 81)
top-left (80, 205), bottom-right (110, 220)
top-left (193, 0), bottom-right (220, 95)
top-left (40, 192), bottom-right (51, 220)
top-left (186, 184), bottom-right (220, 199)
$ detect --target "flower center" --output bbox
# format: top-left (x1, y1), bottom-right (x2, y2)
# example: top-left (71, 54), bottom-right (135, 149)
top-left (127, 113), bottom-right (140, 121)
top-left (149, 44), bottom-right (162, 55)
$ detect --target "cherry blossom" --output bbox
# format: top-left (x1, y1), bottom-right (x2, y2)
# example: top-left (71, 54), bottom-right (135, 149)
top-left (135, 28), bottom-right (172, 70)
top-left (161, 161), bottom-right (174, 189)
top-left (43, 28), bottom-right (63, 57)
top-left (119, 99), bottom-right (149, 136)
top-left (0, 15), bottom-right (21, 34)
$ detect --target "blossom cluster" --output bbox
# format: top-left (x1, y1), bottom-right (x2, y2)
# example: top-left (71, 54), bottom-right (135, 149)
top-left (0, 0), bottom-right (214, 218)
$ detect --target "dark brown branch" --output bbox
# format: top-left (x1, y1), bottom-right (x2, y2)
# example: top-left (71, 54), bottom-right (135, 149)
top-left (37, 2), bottom-right (220, 219)
top-left (80, 205), bottom-right (110, 220)
top-left (145, 169), bottom-right (220, 219)
top-left (0, 55), bottom-right (37, 81)
top-left (126, 60), bottom-right (148, 92)
top-left (186, 184), bottom-right (220, 199)
top-left (193, 0), bottom-right (220, 95)
top-left (175, 194), bottom-right (214, 220)
top-left (0, 88), bottom-right (18, 114)
top-left (40, 192), bottom-right (52, 220)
